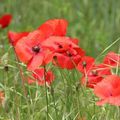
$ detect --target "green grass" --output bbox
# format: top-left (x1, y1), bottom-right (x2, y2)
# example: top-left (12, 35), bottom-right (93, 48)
top-left (0, 0), bottom-right (120, 120)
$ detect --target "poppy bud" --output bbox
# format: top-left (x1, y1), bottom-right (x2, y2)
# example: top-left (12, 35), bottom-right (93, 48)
top-left (4, 65), bottom-right (9, 71)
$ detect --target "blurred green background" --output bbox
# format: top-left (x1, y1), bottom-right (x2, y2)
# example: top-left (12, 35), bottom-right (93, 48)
top-left (0, 0), bottom-right (120, 57)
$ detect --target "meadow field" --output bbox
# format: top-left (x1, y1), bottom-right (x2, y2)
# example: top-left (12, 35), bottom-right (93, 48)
top-left (0, 0), bottom-right (120, 120)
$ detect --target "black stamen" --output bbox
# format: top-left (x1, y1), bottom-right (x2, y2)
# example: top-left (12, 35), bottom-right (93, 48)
top-left (32, 46), bottom-right (40, 53)
top-left (58, 44), bottom-right (63, 48)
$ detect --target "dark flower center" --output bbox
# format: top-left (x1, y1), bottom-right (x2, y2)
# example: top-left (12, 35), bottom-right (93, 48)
top-left (82, 61), bottom-right (87, 67)
top-left (58, 44), bottom-right (63, 48)
top-left (32, 46), bottom-right (40, 53)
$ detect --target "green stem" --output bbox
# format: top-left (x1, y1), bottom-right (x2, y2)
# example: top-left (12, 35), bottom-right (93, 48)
top-left (44, 66), bottom-right (49, 120)
top-left (51, 85), bottom-right (58, 119)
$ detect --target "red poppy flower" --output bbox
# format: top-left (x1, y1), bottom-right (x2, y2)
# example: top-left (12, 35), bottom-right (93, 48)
top-left (103, 52), bottom-right (120, 67)
top-left (14, 19), bottom-right (69, 70)
top-left (27, 68), bottom-right (54, 86)
top-left (81, 76), bottom-right (103, 88)
top-left (42, 36), bottom-right (85, 69)
top-left (8, 31), bottom-right (29, 46)
top-left (42, 36), bottom-right (79, 51)
top-left (0, 14), bottom-right (12, 29)
top-left (38, 19), bottom-right (68, 36)
top-left (94, 75), bottom-right (120, 106)
top-left (81, 64), bottom-right (112, 88)
top-left (15, 30), bottom-right (53, 71)
top-left (13, 19), bottom-right (83, 70)
top-left (77, 56), bottom-right (95, 73)
top-left (53, 47), bottom-right (85, 69)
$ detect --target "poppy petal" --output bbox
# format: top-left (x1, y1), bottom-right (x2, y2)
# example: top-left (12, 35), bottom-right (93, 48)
top-left (27, 53), bottom-right (44, 71)
top-left (8, 31), bottom-right (29, 46)
top-left (15, 37), bottom-right (33, 63)
top-left (54, 53), bottom-right (81, 69)
top-left (38, 19), bottom-right (68, 36)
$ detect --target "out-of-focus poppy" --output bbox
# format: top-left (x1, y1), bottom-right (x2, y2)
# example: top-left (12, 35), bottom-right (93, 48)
top-left (0, 14), bottom-right (12, 29)
top-left (103, 52), bottom-right (120, 67)
top-left (94, 75), bottom-right (120, 106)
top-left (81, 64), bottom-right (112, 88)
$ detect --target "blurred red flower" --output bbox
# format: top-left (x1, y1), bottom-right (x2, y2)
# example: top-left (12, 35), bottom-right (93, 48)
top-left (103, 52), bottom-right (120, 67)
top-left (81, 64), bottom-right (112, 88)
top-left (0, 14), bottom-right (12, 29)
top-left (94, 75), bottom-right (120, 106)
top-left (27, 68), bottom-right (54, 86)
